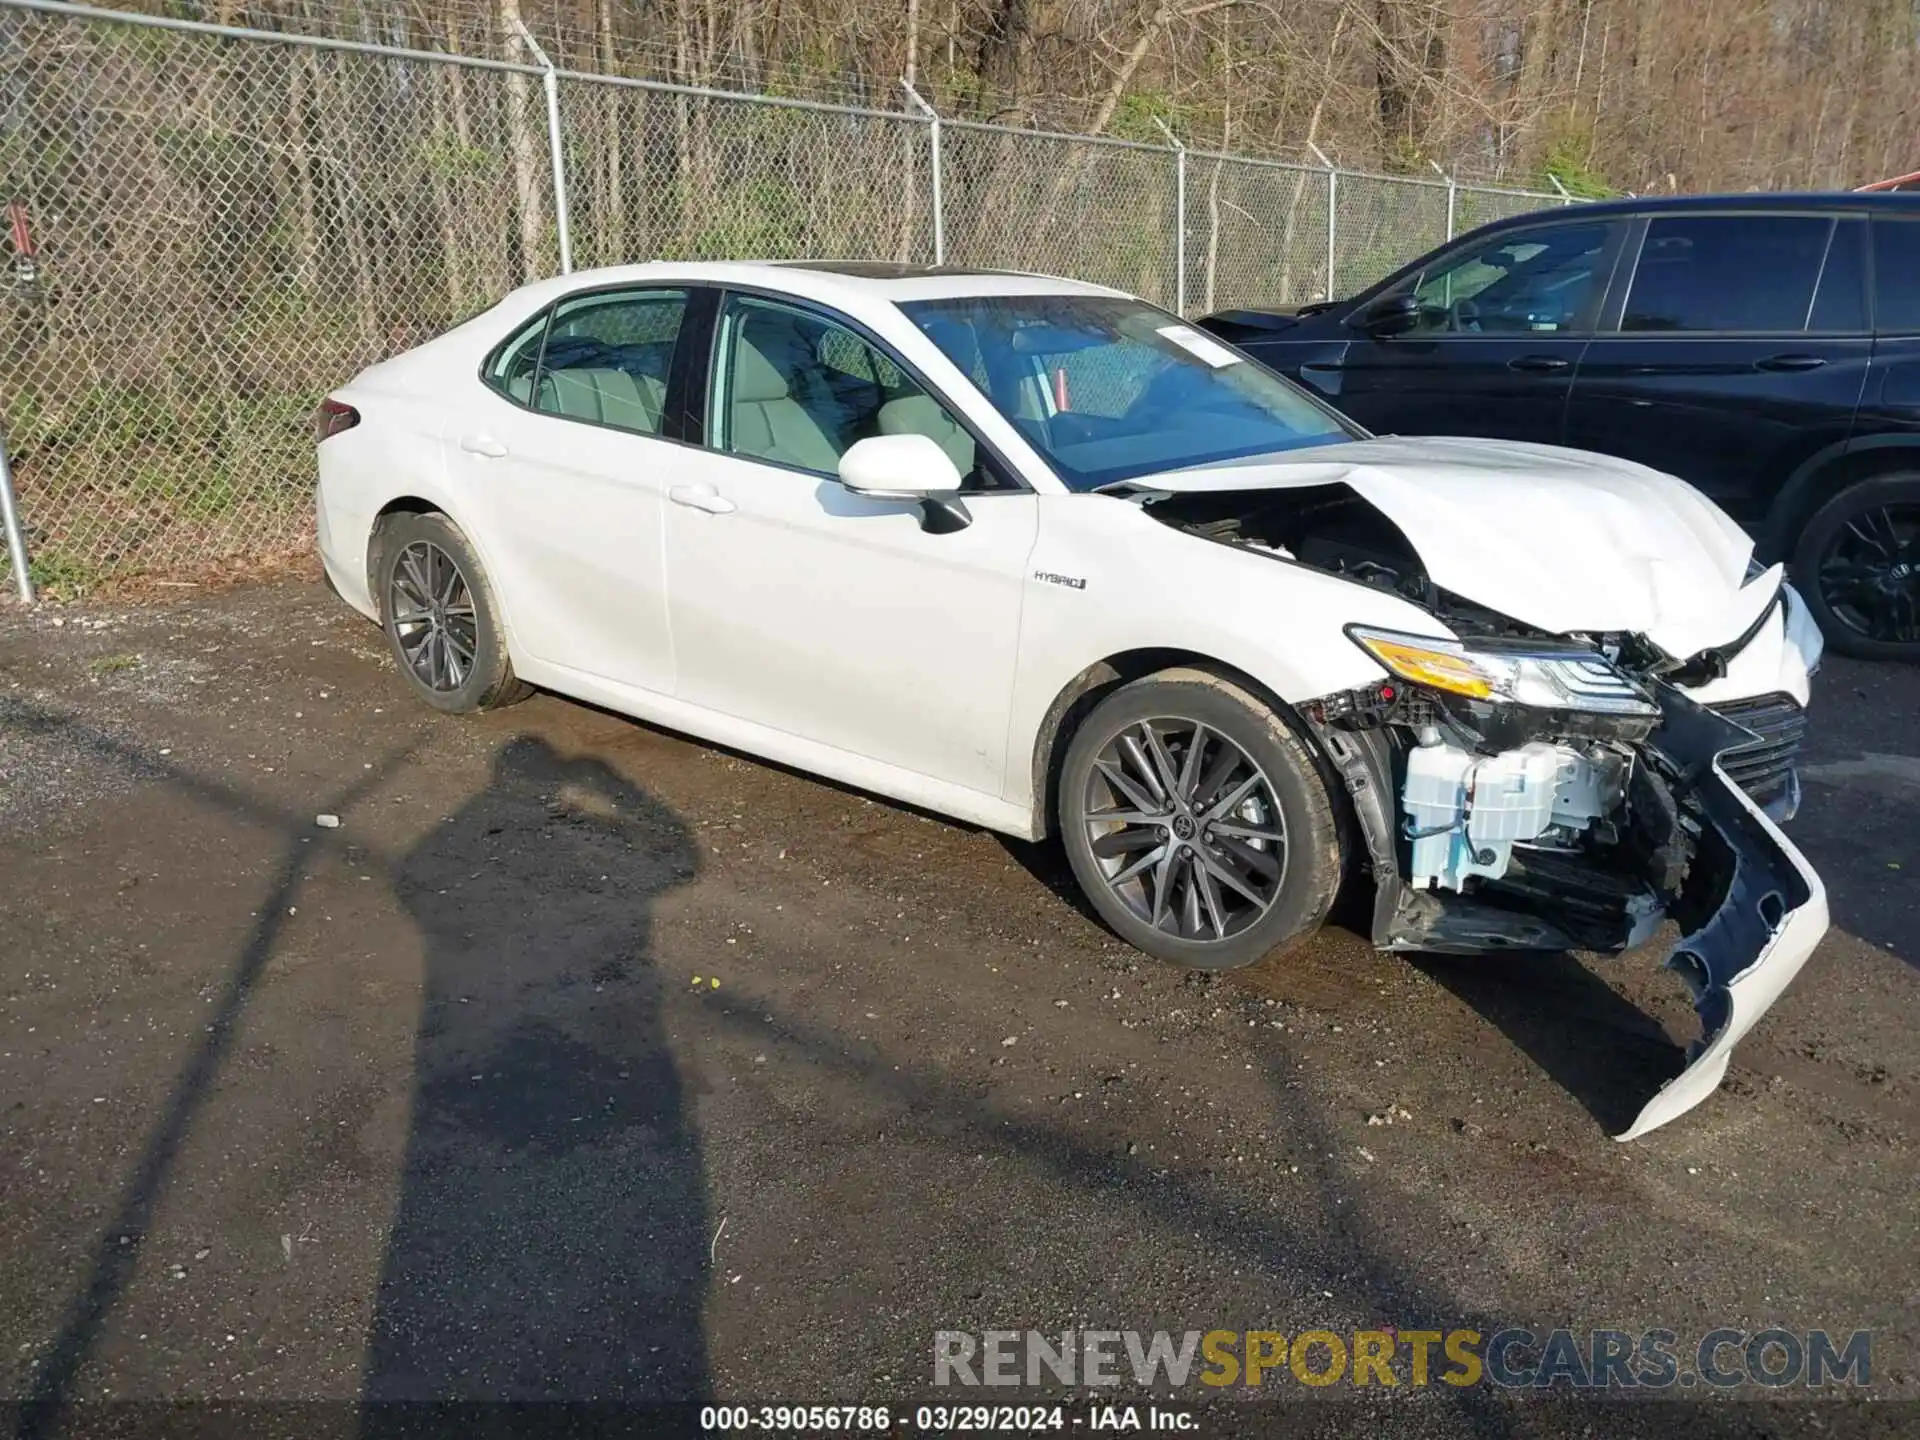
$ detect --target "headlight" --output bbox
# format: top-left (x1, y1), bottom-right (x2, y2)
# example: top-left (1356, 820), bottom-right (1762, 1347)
top-left (1348, 627), bottom-right (1659, 716)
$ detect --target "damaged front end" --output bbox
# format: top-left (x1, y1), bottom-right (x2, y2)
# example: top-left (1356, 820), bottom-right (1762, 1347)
top-left (1134, 476), bottom-right (1826, 1138)
top-left (1300, 660), bottom-right (1827, 1141)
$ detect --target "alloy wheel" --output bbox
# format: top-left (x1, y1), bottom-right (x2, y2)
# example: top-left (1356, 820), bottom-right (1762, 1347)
top-left (1816, 503), bottom-right (1920, 645)
top-left (1080, 718), bottom-right (1287, 943)
top-left (388, 540), bottom-right (478, 692)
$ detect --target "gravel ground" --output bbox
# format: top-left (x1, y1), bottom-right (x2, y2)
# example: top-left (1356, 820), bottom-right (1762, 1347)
top-left (0, 580), bottom-right (1915, 1439)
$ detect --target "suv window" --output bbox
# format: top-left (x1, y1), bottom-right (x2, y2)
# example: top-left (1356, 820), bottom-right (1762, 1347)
top-left (1873, 217), bottom-right (1920, 334)
top-left (712, 294), bottom-right (991, 488)
top-left (1393, 221), bottom-right (1615, 335)
top-left (1809, 219), bottom-right (1868, 333)
top-left (1623, 215), bottom-right (1832, 333)
top-left (531, 289), bottom-right (687, 436)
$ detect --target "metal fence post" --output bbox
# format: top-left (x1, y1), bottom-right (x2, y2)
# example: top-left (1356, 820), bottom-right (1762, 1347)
top-left (512, 18), bottom-right (573, 274)
top-left (1431, 159), bottom-right (1457, 238)
top-left (0, 429), bottom-right (35, 603)
top-left (901, 81), bottom-right (944, 266)
top-left (1309, 143), bottom-right (1337, 300)
top-left (1152, 117), bottom-right (1185, 315)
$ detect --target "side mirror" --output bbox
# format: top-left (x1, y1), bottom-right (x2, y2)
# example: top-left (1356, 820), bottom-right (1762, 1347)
top-left (837, 433), bottom-right (972, 534)
top-left (1355, 293), bottom-right (1423, 338)
top-left (838, 433), bottom-right (963, 499)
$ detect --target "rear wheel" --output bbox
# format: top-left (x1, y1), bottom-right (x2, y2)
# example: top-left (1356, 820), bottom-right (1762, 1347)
top-left (374, 511), bottom-right (531, 713)
top-left (1057, 668), bottom-right (1343, 971)
top-left (1793, 473), bottom-right (1920, 661)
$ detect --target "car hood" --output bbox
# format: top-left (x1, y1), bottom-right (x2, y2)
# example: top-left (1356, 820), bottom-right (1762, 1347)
top-left (1139, 436), bottom-right (1774, 657)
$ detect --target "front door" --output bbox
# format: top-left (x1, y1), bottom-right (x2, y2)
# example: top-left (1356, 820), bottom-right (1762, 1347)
top-left (662, 291), bottom-right (1037, 798)
top-left (1314, 216), bottom-right (1627, 445)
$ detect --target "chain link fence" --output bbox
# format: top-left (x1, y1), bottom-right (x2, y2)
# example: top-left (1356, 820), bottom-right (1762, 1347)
top-left (943, 123), bottom-right (1182, 310)
top-left (1180, 152), bottom-right (1335, 315)
top-left (557, 77), bottom-right (937, 271)
top-left (0, 0), bottom-right (1565, 595)
top-left (1457, 181), bottom-right (1567, 234)
top-left (1331, 172), bottom-right (1453, 297)
top-left (1, 1), bottom-right (560, 592)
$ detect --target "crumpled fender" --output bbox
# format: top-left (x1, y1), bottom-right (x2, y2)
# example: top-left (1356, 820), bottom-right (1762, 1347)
top-left (1617, 687), bottom-right (1831, 1141)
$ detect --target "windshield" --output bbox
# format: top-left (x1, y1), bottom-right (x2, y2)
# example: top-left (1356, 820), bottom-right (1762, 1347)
top-left (900, 294), bottom-right (1355, 491)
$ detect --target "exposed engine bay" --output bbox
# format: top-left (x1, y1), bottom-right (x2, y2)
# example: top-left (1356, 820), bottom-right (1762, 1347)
top-left (1138, 481), bottom-right (1767, 677)
top-left (1143, 482), bottom-right (1474, 624)
top-left (1135, 480), bottom-right (1829, 1140)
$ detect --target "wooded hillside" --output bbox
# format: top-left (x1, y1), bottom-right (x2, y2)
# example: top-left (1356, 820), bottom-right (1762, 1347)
top-left (165, 0), bottom-right (1920, 190)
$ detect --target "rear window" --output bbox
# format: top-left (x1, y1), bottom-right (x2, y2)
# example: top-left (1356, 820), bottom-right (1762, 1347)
top-left (1874, 217), bottom-right (1920, 334)
top-left (1623, 215), bottom-right (1832, 333)
top-left (1809, 219), bottom-right (1868, 333)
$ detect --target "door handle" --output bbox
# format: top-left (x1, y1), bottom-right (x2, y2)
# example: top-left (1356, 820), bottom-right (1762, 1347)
top-left (1507, 354), bottom-right (1571, 374)
top-left (460, 434), bottom-right (508, 458)
top-left (669, 483), bottom-right (736, 515)
top-left (1757, 353), bottom-right (1827, 372)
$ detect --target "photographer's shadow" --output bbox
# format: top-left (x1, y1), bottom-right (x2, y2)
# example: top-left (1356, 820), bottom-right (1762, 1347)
top-left (362, 736), bottom-right (708, 1407)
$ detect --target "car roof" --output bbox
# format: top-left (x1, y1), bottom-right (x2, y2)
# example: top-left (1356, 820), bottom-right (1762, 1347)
top-left (1490, 190), bottom-right (1920, 225)
top-left (1288, 188), bottom-right (1920, 311)
top-left (494, 259), bottom-right (1131, 312)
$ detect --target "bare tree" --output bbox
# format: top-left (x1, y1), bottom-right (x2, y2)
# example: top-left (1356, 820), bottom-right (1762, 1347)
top-left (500, 0), bottom-right (548, 277)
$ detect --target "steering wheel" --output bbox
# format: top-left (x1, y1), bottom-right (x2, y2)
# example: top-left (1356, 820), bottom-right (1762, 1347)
top-left (1448, 297), bottom-right (1483, 334)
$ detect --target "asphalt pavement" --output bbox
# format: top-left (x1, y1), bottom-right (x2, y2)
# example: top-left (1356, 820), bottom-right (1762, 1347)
top-left (1, 581), bottom-right (1915, 1438)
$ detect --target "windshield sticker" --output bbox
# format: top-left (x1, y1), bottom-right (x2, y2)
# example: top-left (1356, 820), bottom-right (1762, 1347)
top-left (1156, 324), bottom-right (1243, 368)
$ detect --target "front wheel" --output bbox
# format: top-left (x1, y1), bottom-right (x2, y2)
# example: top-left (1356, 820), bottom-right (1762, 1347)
top-left (1793, 473), bottom-right (1920, 661)
top-left (1056, 668), bottom-right (1344, 971)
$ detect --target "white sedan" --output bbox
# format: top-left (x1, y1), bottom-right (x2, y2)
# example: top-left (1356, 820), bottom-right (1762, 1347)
top-left (316, 260), bottom-right (1828, 1138)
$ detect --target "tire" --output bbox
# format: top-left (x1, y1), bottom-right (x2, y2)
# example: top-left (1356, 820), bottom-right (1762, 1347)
top-left (1056, 667), bottom-right (1344, 971)
top-left (373, 511), bottom-right (532, 714)
top-left (1791, 473), bottom-right (1920, 662)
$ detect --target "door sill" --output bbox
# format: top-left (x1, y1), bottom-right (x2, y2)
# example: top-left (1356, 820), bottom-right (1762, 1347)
top-left (514, 657), bottom-right (1040, 840)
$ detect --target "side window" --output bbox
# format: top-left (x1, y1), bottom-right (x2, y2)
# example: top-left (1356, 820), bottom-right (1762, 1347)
top-left (1809, 219), bottom-right (1869, 333)
top-left (1394, 221), bottom-right (1615, 335)
top-left (712, 294), bottom-right (988, 488)
top-left (1873, 217), bottom-right (1920, 335)
top-left (485, 309), bottom-right (550, 404)
top-left (532, 288), bottom-right (687, 435)
top-left (1622, 215), bottom-right (1831, 333)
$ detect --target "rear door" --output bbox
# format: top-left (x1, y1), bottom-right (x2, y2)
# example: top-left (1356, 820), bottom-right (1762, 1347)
top-left (446, 284), bottom-right (694, 693)
top-left (1564, 212), bottom-right (1873, 528)
top-left (1858, 214), bottom-right (1920, 445)
top-left (1302, 216), bottom-right (1627, 444)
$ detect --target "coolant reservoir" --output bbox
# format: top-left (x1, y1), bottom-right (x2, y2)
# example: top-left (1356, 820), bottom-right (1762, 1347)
top-left (1403, 740), bottom-right (1613, 891)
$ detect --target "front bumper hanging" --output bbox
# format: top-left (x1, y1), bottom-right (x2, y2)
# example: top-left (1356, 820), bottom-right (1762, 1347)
top-left (1309, 686), bottom-right (1828, 1140)
top-left (1614, 689), bottom-right (1828, 1140)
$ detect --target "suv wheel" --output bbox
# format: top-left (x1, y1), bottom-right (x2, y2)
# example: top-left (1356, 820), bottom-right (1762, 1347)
top-left (1793, 474), bottom-right (1920, 661)
top-left (1057, 668), bottom-right (1344, 971)
top-left (374, 511), bottom-right (532, 713)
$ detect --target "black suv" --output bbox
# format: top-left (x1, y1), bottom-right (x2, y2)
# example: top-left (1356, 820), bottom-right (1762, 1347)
top-left (1198, 193), bottom-right (1920, 659)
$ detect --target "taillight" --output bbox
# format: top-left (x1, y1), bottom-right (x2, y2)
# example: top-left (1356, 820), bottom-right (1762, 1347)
top-left (315, 398), bottom-right (360, 443)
